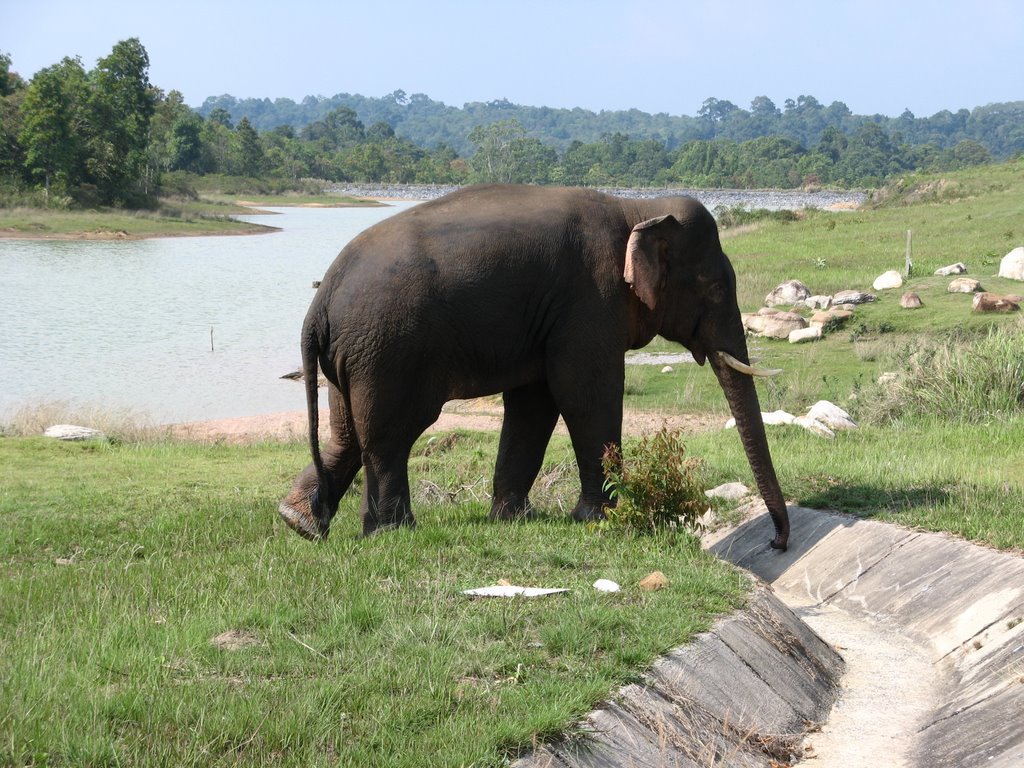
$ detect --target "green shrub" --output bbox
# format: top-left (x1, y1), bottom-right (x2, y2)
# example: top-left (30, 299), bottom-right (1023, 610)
top-left (601, 428), bottom-right (708, 535)
top-left (714, 205), bottom-right (800, 229)
top-left (857, 319), bottom-right (1024, 424)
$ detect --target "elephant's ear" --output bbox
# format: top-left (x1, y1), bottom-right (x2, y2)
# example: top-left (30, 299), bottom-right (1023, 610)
top-left (624, 214), bottom-right (674, 310)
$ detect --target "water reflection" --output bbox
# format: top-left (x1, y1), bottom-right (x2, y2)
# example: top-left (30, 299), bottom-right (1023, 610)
top-left (0, 203), bottom-right (416, 423)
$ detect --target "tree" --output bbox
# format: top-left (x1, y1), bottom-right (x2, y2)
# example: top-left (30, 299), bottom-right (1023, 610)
top-left (0, 52), bottom-right (26, 178)
top-left (469, 119), bottom-right (526, 182)
top-left (19, 56), bottom-right (88, 200)
top-left (235, 116), bottom-right (264, 176)
top-left (85, 38), bottom-right (157, 203)
top-left (301, 106), bottom-right (364, 150)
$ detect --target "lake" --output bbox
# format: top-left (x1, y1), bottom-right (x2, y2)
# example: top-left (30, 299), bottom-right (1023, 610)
top-left (0, 203), bottom-right (417, 424)
top-left (1, 189), bottom-right (863, 426)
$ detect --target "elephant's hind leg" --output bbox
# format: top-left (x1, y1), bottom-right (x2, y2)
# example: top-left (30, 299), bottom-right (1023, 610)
top-left (279, 385), bottom-right (362, 540)
top-left (490, 382), bottom-right (560, 520)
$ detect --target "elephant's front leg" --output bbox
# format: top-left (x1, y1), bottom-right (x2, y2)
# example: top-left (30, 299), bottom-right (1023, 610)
top-left (491, 382), bottom-right (560, 520)
top-left (359, 446), bottom-right (415, 535)
top-left (547, 357), bottom-right (624, 523)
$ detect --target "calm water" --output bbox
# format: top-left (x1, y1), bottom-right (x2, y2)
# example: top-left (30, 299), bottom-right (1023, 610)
top-left (0, 203), bottom-right (416, 424)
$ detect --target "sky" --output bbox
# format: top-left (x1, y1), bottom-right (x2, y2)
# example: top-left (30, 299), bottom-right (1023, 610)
top-left (3, 0), bottom-right (1021, 119)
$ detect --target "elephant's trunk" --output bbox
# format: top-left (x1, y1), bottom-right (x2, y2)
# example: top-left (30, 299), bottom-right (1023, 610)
top-left (710, 350), bottom-right (790, 551)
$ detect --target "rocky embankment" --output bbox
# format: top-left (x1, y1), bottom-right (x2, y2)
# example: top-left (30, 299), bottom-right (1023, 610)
top-left (328, 184), bottom-right (867, 211)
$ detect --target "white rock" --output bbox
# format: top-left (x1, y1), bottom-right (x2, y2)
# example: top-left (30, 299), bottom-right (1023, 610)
top-left (704, 482), bottom-right (750, 501)
top-left (759, 312), bottom-right (808, 339)
top-left (789, 326), bottom-right (822, 344)
top-left (999, 246), bottom-right (1024, 281)
top-left (832, 290), bottom-right (877, 305)
top-left (805, 400), bottom-right (858, 430)
top-left (724, 410), bottom-right (794, 430)
top-left (948, 277), bottom-right (982, 293)
top-left (593, 579), bottom-right (621, 593)
top-left (872, 270), bottom-right (904, 290)
top-left (661, 365), bottom-right (674, 373)
top-left (763, 410), bottom-right (796, 425)
top-left (765, 279), bottom-right (811, 307)
top-left (794, 416), bottom-right (836, 438)
top-left (44, 424), bottom-right (104, 441)
top-left (803, 295), bottom-right (833, 310)
top-left (934, 262), bottom-right (967, 276)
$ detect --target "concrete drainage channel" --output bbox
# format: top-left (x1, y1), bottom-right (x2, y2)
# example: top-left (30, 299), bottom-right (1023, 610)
top-left (513, 504), bottom-right (1024, 768)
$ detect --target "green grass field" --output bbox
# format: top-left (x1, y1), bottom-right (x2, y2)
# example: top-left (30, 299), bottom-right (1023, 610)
top-left (2, 160), bottom-right (1023, 765)
top-left (0, 435), bottom-right (745, 767)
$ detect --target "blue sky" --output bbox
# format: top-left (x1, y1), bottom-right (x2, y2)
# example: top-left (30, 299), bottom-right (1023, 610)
top-left (3, 0), bottom-right (1021, 118)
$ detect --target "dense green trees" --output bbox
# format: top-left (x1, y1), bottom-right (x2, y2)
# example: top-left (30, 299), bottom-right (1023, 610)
top-left (8, 39), bottom-right (155, 205)
top-left (2, 39), bottom-right (1021, 209)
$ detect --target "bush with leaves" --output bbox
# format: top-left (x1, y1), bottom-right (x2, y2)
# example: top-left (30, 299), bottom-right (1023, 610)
top-left (600, 428), bottom-right (708, 535)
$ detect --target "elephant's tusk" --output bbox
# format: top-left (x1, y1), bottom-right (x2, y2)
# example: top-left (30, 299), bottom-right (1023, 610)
top-left (717, 351), bottom-right (783, 377)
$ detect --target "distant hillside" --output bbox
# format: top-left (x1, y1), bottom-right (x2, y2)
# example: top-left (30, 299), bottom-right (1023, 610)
top-left (197, 91), bottom-right (1024, 159)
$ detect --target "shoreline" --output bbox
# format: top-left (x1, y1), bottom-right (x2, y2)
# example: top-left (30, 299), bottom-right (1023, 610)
top-left (0, 185), bottom-right (865, 241)
top-left (167, 402), bottom-right (724, 445)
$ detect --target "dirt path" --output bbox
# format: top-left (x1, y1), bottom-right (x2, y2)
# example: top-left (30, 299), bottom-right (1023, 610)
top-left (169, 398), bottom-right (724, 444)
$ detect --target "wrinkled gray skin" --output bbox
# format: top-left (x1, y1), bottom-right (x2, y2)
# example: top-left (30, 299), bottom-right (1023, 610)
top-left (279, 184), bottom-right (790, 550)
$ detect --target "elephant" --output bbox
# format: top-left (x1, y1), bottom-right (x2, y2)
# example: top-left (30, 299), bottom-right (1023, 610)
top-left (279, 184), bottom-right (790, 550)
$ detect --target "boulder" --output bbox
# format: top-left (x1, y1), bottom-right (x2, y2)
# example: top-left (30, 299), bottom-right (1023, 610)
top-left (972, 292), bottom-right (1020, 313)
top-left (725, 405), bottom-right (852, 439)
top-left (900, 291), bottom-right (924, 309)
top-left (758, 311), bottom-right (808, 340)
top-left (998, 246), bottom-right (1024, 281)
top-left (723, 410), bottom-right (795, 429)
top-left (789, 326), bottom-right (822, 344)
top-left (832, 289), bottom-right (876, 305)
top-left (794, 416), bottom-right (835, 439)
top-left (948, 277), bottom-right (982, 293)
top-left (704, 482), bottom-right (750, 501)
top-left (811, 309), bottom-right (854, 328)
top-left (935, 262), bottom-right (967, 276)
top-left (44, 424), bottom-right (104, 441)
top-left (872, 270), bottom-right (904, 290)
top-left (765, 279), bottom-right (811, 307)
top-left (803, 295), bottom-right (833, 310)
top-left (742, 314), bottom-right (768, 334)
top-left (805, 400), bottom-right (858, 431)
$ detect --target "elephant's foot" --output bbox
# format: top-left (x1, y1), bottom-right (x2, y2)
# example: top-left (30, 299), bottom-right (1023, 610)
top-left (278, 495), bottom-right (330, 541)
top-left (361, 505), bottom-right (416, 537)
top-left (362, 518), bottom-right (416, 537)
top-left (571, 498), bottom-right (609, 523)
top-left (489, 495), bottom-right (536, 521)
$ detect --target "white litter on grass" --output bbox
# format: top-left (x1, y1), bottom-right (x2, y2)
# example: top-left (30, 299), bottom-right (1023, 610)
top-left (593, 579), bottom-right (621, 593)
top-left (461, 585), bottom-right (570, 598)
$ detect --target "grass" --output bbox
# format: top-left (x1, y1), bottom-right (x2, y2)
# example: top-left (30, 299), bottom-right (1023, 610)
top-left (3, 159), bottom-right (1024, 763)
top-left (689, 416), bottom-right (1024, 551)
top-left (0, 182), bottom-right (377, 240)
top-left (0, 434), bottom-right (746, 767)
top-left (0, 203), bottom-right (277, 239)
top-left (722, 160), bottom-right (1024, 311)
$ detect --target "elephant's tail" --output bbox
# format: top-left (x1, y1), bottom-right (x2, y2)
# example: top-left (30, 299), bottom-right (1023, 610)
top-left (301, 316), bottom-right (332, 510)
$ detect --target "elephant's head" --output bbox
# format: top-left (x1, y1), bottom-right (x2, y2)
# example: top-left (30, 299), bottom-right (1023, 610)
top-left (625, 206), bottom-right (790, 550)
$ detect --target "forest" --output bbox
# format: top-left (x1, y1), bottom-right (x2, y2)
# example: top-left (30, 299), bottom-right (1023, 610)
top-left (2, 39), bottom-right (1022, 208)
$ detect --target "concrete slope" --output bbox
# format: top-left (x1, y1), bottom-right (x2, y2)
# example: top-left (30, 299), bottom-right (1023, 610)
top-left (513, 584), bottom-right (844, 767)
top-left (706, 503), bottom-right (1024, 768)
